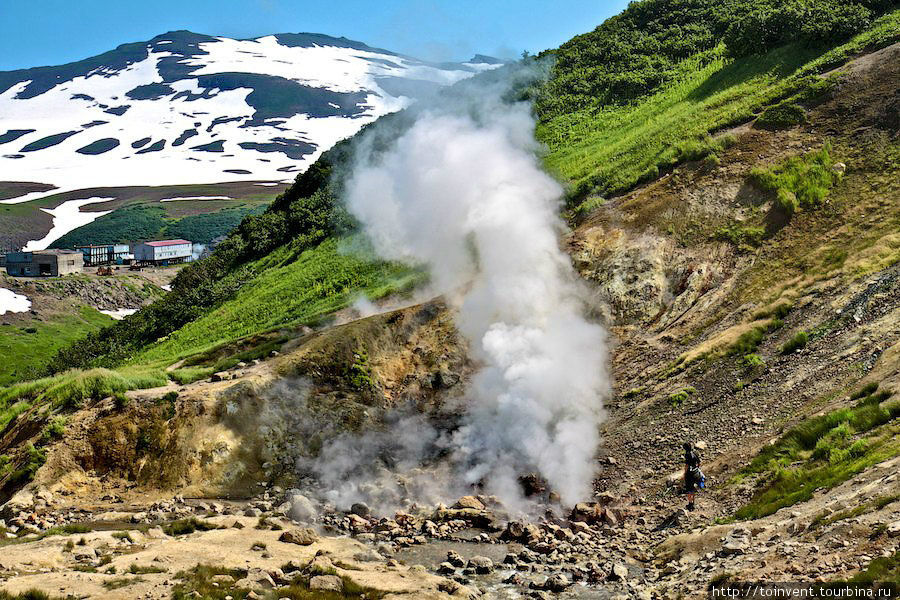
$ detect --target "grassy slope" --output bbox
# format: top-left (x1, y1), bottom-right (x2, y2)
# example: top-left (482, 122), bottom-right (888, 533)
top-left (538, 9), bottom-right (900, 208)
top-left (131, 237), bottom-right (420, 367)
top-left (0, 306), bottom-right (113, 386)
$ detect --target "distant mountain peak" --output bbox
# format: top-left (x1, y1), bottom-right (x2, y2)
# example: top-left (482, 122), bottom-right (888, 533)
top-left (0, 32), bottom-right (501, 200)
top-left (468, 54), bottom-right (505, 65)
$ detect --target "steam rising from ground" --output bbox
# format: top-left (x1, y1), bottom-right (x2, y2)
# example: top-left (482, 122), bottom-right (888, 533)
top-left (342, 70), bottom-right (610, 507)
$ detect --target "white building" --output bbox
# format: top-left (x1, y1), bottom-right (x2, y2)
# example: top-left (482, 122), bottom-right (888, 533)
top-left (133, 240), bottom-right (193, 265)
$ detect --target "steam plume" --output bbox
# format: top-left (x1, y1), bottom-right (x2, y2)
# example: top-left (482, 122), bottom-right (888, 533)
top-left (344, 71), bottom-right (609, 506)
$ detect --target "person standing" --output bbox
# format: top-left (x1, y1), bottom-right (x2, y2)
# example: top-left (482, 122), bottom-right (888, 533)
top-left (683, 442), bottom-right (702, 511)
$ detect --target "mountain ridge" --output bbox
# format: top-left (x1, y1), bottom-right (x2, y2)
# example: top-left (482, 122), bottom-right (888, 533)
top-left (0, 29), bottom-right (500, 200)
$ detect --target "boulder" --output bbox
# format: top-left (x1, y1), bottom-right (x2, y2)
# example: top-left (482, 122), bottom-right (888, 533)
top-left (544, 573), bottom-right (570, 592)
top-left (350, 502), bottom-right (371, 518)
top-left (570, 502), bottom-right (609, 525)
top-left (453, 495), bottom-right (485, 511)
top-left (446, 551), bottom-right (466, 568)
top-left (608, 563), bottom-right (628, 582)
top-left (502, 520), bottom-right (542, 544)
top-left (235, 567), bottom-right (275, 590)
top-left (887, 521), bottom-right (900, 538)
top-left (309, 575), bottom-right (343, 592)
top-left (284, 490), bottom-right (318, 522)
top-left (468, 556), bottom-right (494, 574)
top-left (278, 527), bottom-right (318, 546)
top-left (437, 562), bottom-right (456, 574)
top-left (346, 514), bottom-right (370, 532)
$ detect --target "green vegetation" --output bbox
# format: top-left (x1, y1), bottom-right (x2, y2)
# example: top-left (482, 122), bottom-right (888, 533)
top-left (51, 202), bottom-right (269, 248)
top-left (669, 386), bottom-right (698, 408)
top-left (538, 0), bottom-right (886, 119)
top-left (755, 101), bottom-right (807, 129)
top-left (348, 348), bottom-right (375, 391)
top-left (0, 522), bottom-right (91, 547)
top-left (538, 6), bottom-right (900, 205)
top-left (0, 590), bottom-right (58, 600)
top-left (850, 554), bottom-right (900, 586)
top-left (168, 366), bottom-right (214, 385)
top-left (0, 305), bottom-right (113, 386)
top-left (781, 331), bottom-right (809, 354)
top-left (735, 386), bottom-right (900, 519)
top-left (102, 577), bottom-right (144, 591)
top-left (1, 368), bottom-right (167, 430)
top-left (715, 223), bottom-right (766, 250)
top-left (749, 144), bottom-right (841, 217)
top-left (162, 518), bottom-right (220, 536)
top-left (38, 416), bottom-right (66, 444)
top-left (132, 238), bottom-right (419, 366)
top-left (128, 563), bottom-right (167, 574)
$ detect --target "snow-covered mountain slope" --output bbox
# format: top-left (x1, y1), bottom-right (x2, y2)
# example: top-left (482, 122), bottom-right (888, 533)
top-left (0, 31), bottom-right (499, 203)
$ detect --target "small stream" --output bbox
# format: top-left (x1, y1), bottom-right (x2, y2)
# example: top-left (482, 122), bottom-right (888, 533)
top-left (394, 532), bottom-right (626, 599)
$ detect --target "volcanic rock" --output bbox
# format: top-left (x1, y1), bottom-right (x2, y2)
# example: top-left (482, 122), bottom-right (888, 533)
top-left (468, 556), bottom-right (494, 574)
top-left (309, 575), bottom-right (343, 592)
top-left (453, 495), bottom-right (486, 511)
top-left (608, 563), bottom-right (628, 582)
top-left (278, 527), bottom-right (318, 546)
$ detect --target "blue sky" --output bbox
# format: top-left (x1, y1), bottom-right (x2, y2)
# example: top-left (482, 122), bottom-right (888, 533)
top-left (0, 0), bottom-right (629, 70)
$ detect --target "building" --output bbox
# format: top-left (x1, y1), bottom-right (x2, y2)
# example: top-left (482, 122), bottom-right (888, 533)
top-left (4, 250), bottom-right (84, 276)
top-left (133, 240), bottom-right (193, 265)
top-left (77, 244), bottom-right (134, 265)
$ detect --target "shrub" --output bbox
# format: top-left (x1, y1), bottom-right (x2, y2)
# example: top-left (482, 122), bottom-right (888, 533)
top-left (850, 382), bottom-right (880, 401)
top-left (742, 353), bottom-right (765, 369)
top-left (162, 518), bottom-right (219, 536)
top-left (39, 416), bottom-right (66, 444)
top-left (716, 224), bottom-right (766, 248)
top-left (781, 331), bottom-right (809, 354)
top-left (750, 144), bottom-right (841, 218)
top-left (728, 326), bottom-right (766, 356)
top-left (756, 102), bottom-right (807, 130)
top-left (113, 393), bottom-right (129, 410)
top-left (669, 386), bottom-right (697, 408)
top-left (8, 443), bottom-right (46, 485)
top-left (724, 0), bottom-right (873, 58)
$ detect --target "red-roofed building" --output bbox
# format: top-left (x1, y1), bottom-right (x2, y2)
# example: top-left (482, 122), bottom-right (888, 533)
top-left (133, 239), bottom-right (193, 265)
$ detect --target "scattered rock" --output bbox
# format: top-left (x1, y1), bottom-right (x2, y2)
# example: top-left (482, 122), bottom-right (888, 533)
top-left (544, 572), bottom-right (570, 592)
top-left (468, 556), bottom-right (494, 574)
top-left (278, 527), bottom-right (318, 546)
top-left (608, 563), bottom-right (628, 582)
top-left (453, 496), bottom-right (485, 511)
top-left (309, 575), bottom-right (343, 592)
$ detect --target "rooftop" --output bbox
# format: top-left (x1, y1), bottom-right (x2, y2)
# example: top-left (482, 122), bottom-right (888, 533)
top-left (144, 239), bottom-right (191, 247)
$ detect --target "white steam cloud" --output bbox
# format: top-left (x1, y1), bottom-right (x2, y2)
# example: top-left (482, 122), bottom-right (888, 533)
top-left (344, 76), bottom-right (610, 506)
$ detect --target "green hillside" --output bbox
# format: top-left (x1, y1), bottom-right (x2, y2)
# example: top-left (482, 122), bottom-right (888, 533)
top-left (50, 202), bottom-right (268, 247)
top-left (25, 0), bottom-right (900, 386)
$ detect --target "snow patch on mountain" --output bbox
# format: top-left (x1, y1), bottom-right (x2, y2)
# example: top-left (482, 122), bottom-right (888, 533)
top-left (23, 197), bottom-right (114, 250)
top-left (0, 32), bottom-right (500, 202)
